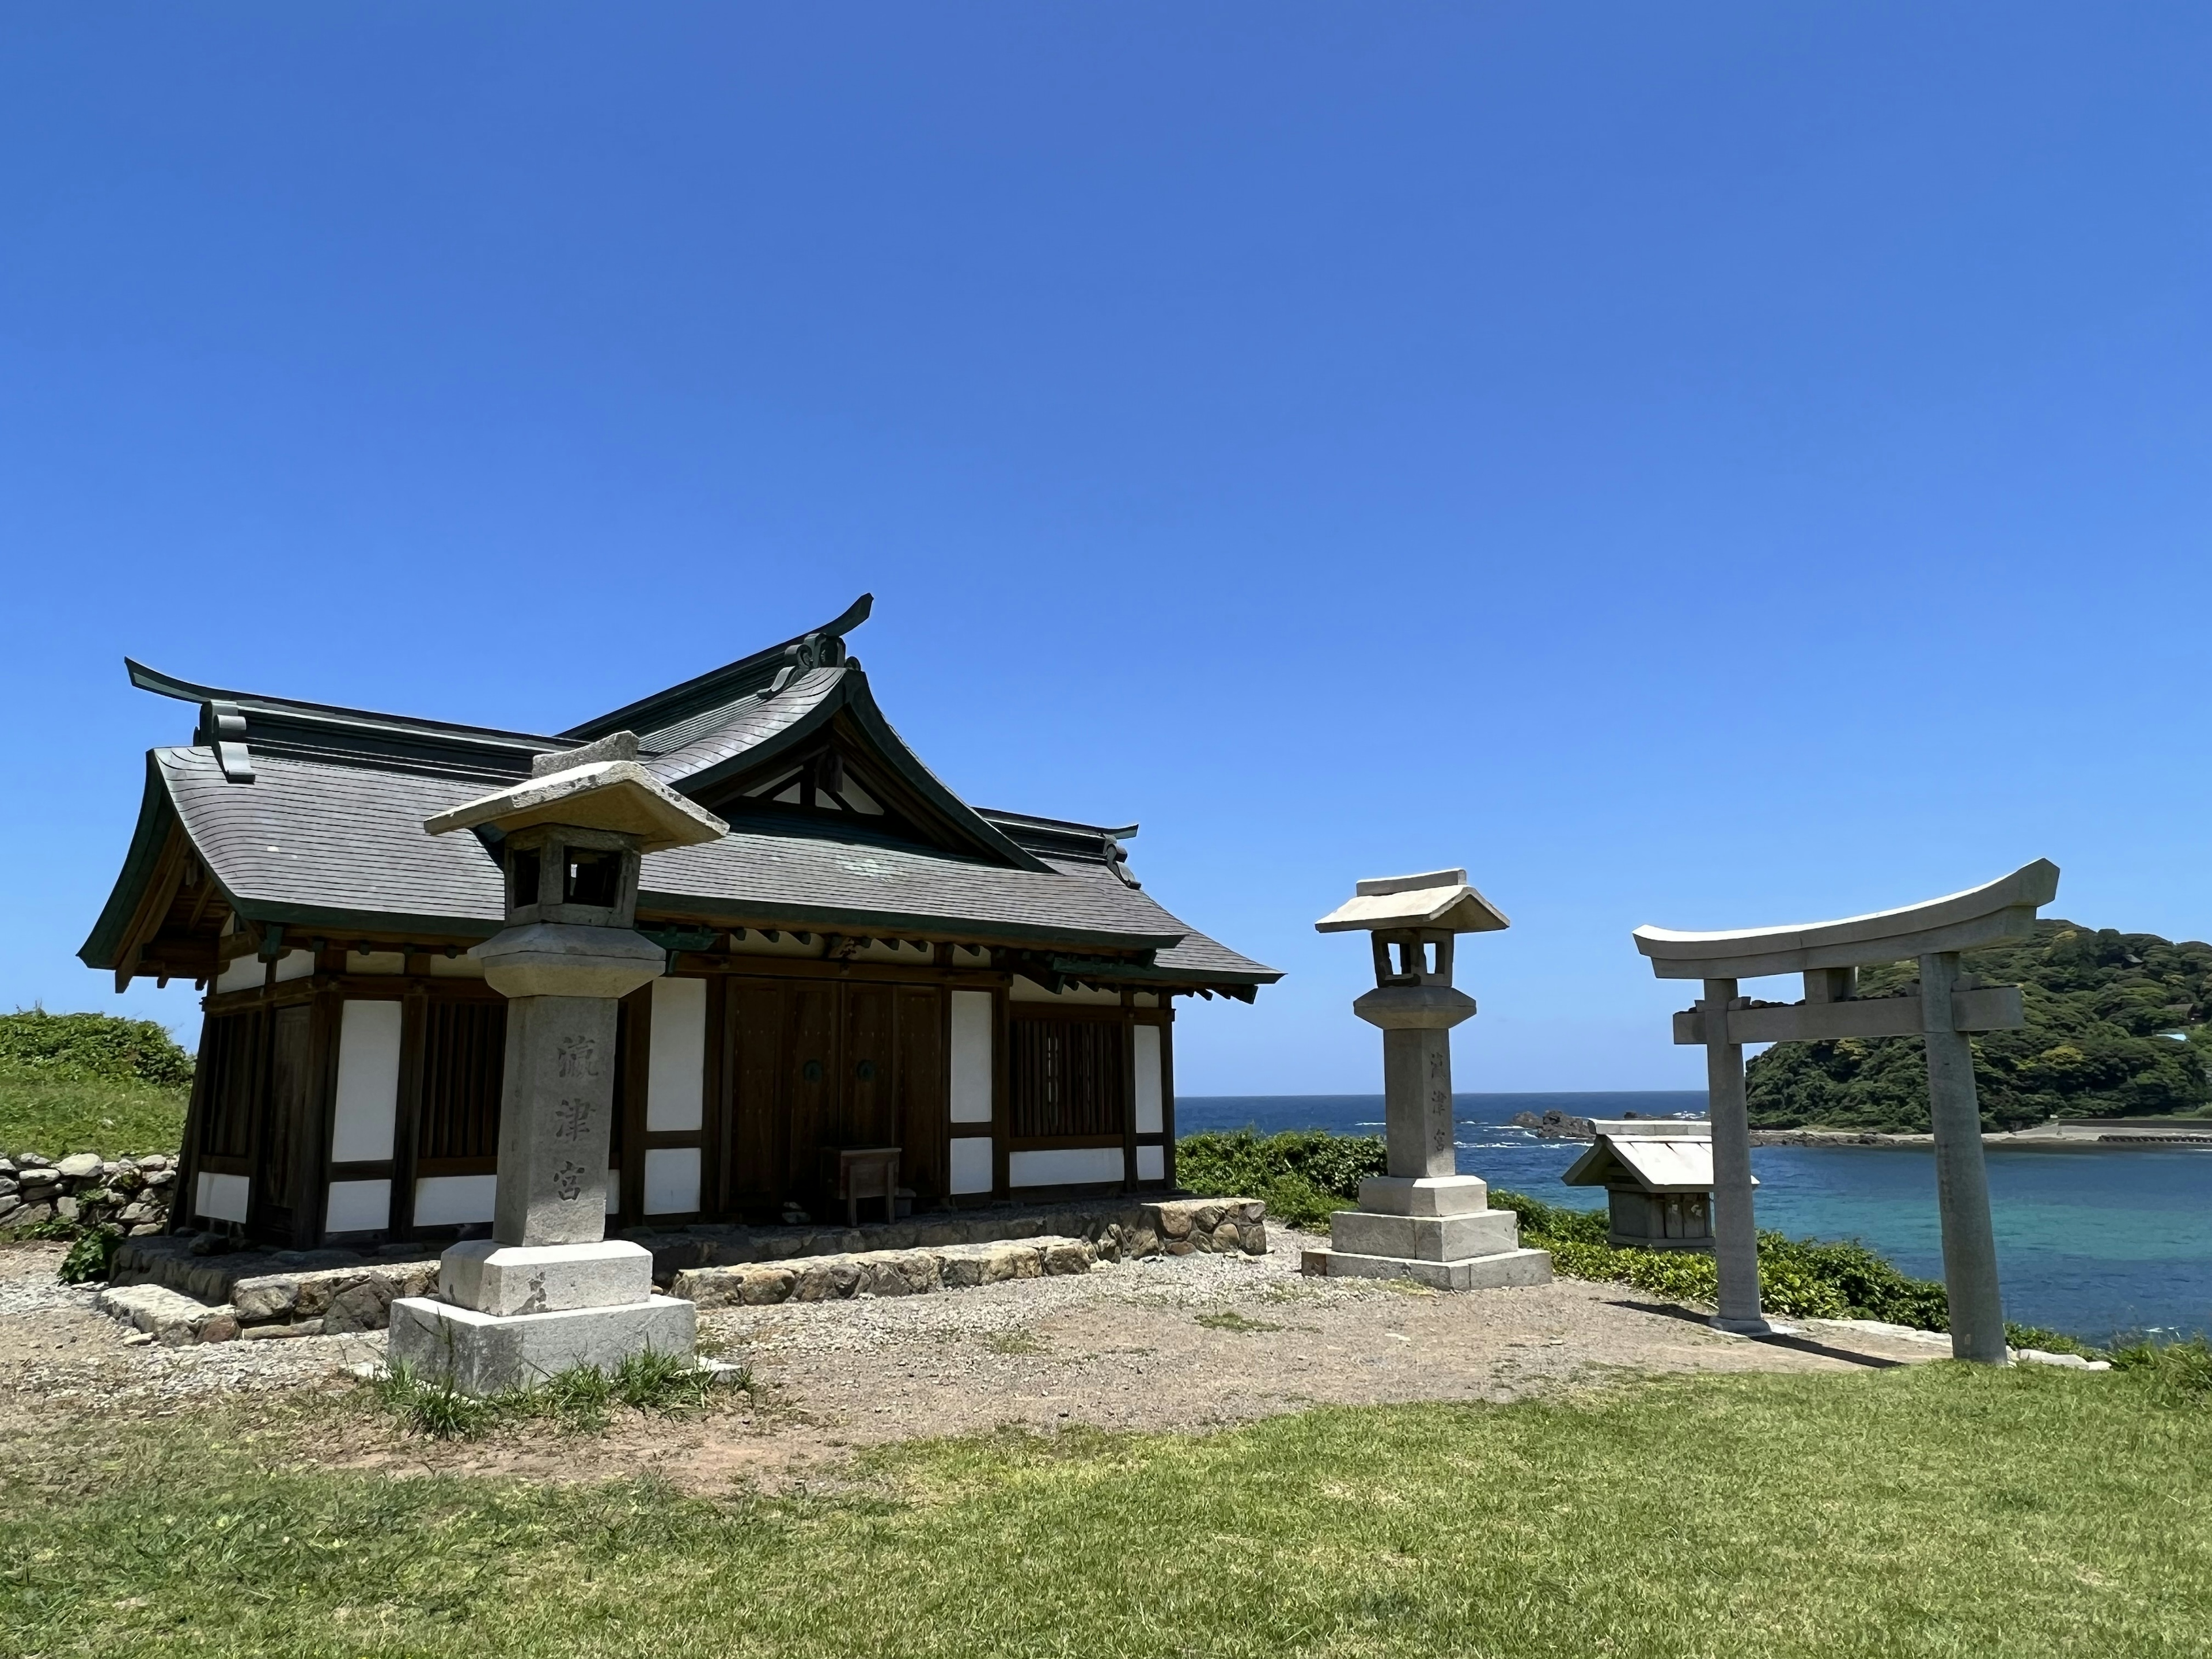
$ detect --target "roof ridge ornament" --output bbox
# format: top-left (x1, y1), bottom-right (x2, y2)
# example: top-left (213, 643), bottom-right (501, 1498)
top-left (760, 594), bottom-right (874, 699)
top-left (197, 700), bottom-right (255, 783)
top-left (764, 631), bottom-right (848, 698)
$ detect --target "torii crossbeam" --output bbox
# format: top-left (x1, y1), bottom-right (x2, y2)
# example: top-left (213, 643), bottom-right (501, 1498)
top-left (1632, 859), bottom-right (2061, 1362)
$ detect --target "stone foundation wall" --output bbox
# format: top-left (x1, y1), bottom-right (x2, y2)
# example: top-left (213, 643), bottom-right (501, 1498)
top-left (96, 1195), bottom-right (1268, 1344)
top-left (0, 1153), bottom-right (176, 1234)
top-left (633, 1196), bottom-right (1267, 1281)
top-left (109, 1237), bottom-right (440, 1341)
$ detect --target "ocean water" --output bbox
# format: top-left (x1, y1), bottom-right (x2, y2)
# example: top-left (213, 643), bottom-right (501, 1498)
top-left (1180, 1092), bottom-right (2212, 1343)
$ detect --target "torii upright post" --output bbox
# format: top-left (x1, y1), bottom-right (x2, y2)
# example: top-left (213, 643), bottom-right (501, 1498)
top-left (1632, 860), bottom-right (2059, 1361)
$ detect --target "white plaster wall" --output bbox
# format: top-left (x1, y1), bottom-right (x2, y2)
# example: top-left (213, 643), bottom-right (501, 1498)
top-left (854, 938), bottom-right (927, 963)
top-left (727, 931), bottom-right (827, 959)
top-left (413, 1174), bottom-right (495, 1226)
top-left (326, 1179), bottom-right (392, 1233)
top-left (1009, 1146), bottom-right (1124, 1187)
top-left (195, 1171), bottom-right (250, 1223)
top-left (214, 955), bottom-right (264, 994)
top-left (1133, 1025), bottom-right (1164, 1135)
top-left (644, 1147), bottom-right (701, 1214)
top-left (412, 1173), bottom-right (620, 1226)
top-left (1136, 1145), bottom-right (1166, 1182)
top-left (1009, 977), bottom-right (1121, 1006)
top-left (646, 978), bottom-right (706, 1132)
top-left (949, 991), bottom-right (994, 1123)
top-left (346, 950), bottom-right (406, 975)
top-left (428, 953), bottom-right (484, 978)
top-left (331, 1001), bottom-right (404, 1163)
top-left (273, 948), bottom-right (316, 983)
top-left (949, 1137), bottom-right (994, 1195)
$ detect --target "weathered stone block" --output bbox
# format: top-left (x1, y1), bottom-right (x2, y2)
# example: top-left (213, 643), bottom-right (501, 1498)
top-left (440, 1240), bottom-right (653, 1316)
top-left (324, 1279), bottom-right (396, 1334)
top-left (388, 1294), bottom-right (696, 1396)
top-left (1041, 1240), bottom-right (1094, 1275)
top-left (58, 1153), bottom-right (101, 1180)
top-left (1327, 1207), bottom-right (1522, 1264)
top-left (793, 1259), bottom-right (861, 1300)
top-left (230, 1276), bottom-right (300, 1322)
top-left (740, 1267), bottom-right (796, 1305)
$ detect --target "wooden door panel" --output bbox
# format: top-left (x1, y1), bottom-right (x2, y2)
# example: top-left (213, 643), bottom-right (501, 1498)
top-left (726, 983), bottom-right (786, 1206)
top-left (842, 985), bottom-right (895, 1149)
top-left (894, 987), bottom-right (947, 1201)
top-left (261, 1005), bottom-right (311, 1229)
top-left (783, 984), bottom-right (840, 1196)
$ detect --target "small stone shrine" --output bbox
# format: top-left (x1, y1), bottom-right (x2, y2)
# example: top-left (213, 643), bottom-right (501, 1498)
top-left (1299, 870), bottom-right (1551, 1290)
top-left (1633, 859), bottom-right (2059, 1362)
top-left (1560, 1119), bottom-right (1731, 1250)
top-left (388, 734), bottom-right (729, 1393)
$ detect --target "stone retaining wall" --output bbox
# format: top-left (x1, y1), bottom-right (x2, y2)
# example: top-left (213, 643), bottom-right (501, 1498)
top-left (93, 1195), bottom-right (1268, 1344)
top-left (635, 1196), bottom-right (1267, 1281)
top-left (675, 1234), bottom-right (1107, 1307)
top-left (0, 1152), bottom-right (175, 1234)
top-left (110, 1236), bottom-right (440, 1342)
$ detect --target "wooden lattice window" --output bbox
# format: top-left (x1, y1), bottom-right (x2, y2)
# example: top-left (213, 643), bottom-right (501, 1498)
top-left (417, 1002), bottom-right (506, 1164)
top-left (196, 1010), bottom-right (263, 1161)
top-left (1009, 1018), bottom-right (1126, 1140)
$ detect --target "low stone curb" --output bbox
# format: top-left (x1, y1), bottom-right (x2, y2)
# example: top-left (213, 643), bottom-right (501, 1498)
top-left (635, 1196), bottom-right (1267, 1279)
top-left (88, 1196), bottom-right (1268, 1343)
top-left (674, 1234), bottom-right (1105, 1307)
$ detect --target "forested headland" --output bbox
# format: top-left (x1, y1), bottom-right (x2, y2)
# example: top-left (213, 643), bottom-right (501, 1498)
top-left (1746, 919), bottom-right (2212, 1132)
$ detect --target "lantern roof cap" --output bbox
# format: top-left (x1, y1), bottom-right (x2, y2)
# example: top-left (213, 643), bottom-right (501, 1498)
top-left (426, 757), bottom-right (729, 853)
top-left (1314, 869), bottom-right (1510, 935)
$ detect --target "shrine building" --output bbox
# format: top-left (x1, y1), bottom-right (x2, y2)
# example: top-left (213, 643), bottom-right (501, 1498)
top-left (79, 597), bottom-right (1279, 1249)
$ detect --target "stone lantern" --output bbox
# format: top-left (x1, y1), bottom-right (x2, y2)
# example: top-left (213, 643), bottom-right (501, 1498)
top-left (1300, 870), bottom-right (1551, 1290)
top-left (388, 732), bottom-right (728, 1394)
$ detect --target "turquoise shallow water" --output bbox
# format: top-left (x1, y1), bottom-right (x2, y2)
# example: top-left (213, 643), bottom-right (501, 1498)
top-left (1181, 1092), bottom-right (2212, 1343)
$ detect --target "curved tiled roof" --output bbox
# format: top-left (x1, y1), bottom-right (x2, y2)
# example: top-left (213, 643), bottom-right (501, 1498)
top-left (115, 746), bottom-right (1277, 980)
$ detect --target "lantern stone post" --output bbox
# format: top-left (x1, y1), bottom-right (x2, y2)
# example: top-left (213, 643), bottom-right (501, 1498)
top-left (1298, 870), bottom-right (1551, 1290)
top-left (387, 733), bottom-right (729, 1395)
top-left (1633, 859), bottom-right (2058, 1359)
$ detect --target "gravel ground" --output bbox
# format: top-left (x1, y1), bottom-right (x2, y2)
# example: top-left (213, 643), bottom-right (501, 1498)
top-left (0, 1232), bottom-right (1948, 1488)
top-left (0, 1243), bottom-right (382, 1419)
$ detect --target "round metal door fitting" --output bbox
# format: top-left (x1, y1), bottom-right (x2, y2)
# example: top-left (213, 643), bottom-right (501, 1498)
top-left (802, 1059), bottom-right (824, 1082)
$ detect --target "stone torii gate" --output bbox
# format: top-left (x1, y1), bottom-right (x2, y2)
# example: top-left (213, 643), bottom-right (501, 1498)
top-left (1631, 859), bottom-right (2060, 1363)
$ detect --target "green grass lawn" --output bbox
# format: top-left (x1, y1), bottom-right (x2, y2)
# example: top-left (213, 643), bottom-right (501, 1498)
top-left (0, 1065), bottom-right (187, 1159)
top-left (5, 1363), bottom-right (2208, 1658)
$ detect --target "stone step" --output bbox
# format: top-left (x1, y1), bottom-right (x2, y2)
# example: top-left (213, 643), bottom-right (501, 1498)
top-left (1299, 1245), bottom-right (1555, 1291)
top-left (95, 1282), bottom-right (230, 1345)
top-left (1325, 1206), bottom-right (1522, 1263)
top-left (672, 1234), bottom-right (1104, 1308)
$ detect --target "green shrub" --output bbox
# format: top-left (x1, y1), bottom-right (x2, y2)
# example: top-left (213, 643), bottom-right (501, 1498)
top-left (0, 1009), bottom-right (194, 1088)
top-left (58, 1226), bottom-right (124, 1283)
top-left (2111, 1335), bottom-right (2212, 1403)
top-left (1175, 1128), bottom-right (1388, 1229)
top-left (1494, 1186), bottom-right (1957, 1325)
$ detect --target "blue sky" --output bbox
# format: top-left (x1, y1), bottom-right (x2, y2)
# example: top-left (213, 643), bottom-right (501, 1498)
top-left (5, 5), bottom-right (2208, 1093)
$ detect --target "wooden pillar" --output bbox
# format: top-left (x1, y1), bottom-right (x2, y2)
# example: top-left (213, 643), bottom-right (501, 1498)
top-left (1921, 951), bottom-right (2007, 1362)
top-left (1701, 977), bottom-right (1766, 1332)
